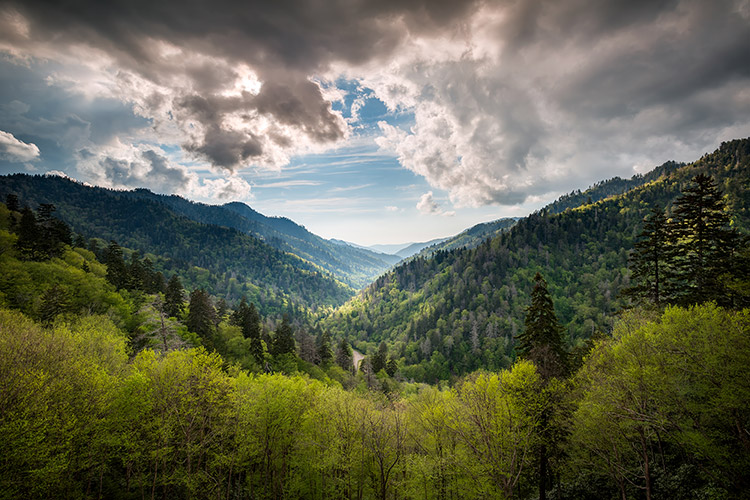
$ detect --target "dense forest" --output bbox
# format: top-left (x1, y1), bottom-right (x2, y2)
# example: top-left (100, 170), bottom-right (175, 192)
top-left (0, 175), bottom-right (355, 316)
top-left (0, 139), bottom-right (749, 499)
top-left (323, 139), bottom-right (750, 381)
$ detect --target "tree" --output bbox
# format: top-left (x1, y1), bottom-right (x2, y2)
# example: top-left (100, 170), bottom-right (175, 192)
top-left (372, 341), bottom-right (388, 374)
top-left (516, 272), bottom-right (568, 381)
top-left (104, 240), bottom-right (128, 290)
top-left (671, 174), bottom-right (740, 306)
top-left (272, 316), bottom-right (296, 357)
top-left (5, 193), bottom-right (19, 212)
top-left (164, 274), bottom-right (185, 318)
top-left (15, 206), bottom-right (40, 260)
top-left (316, 329), bottom-right (333, 366)
top-left (186, 289), bottom-right (217, 350)
top-left (516, 272), bottom-right (569, 500)
top-left (624, 206), bottom-right (675, 307)
top-left (336, 338), bottom-right (353, 372)
top-left (230, 296), bottom-right (260, 340)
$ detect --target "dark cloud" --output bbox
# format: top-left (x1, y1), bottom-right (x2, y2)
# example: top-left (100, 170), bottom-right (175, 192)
top-left (1, 0), bottom-right (749, 206)
top-left (99, 149), bottom-right (191, 192)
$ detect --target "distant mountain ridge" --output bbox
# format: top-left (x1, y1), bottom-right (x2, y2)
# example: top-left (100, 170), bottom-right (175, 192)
top-left (121, 191), bottom-right (400, 289)
top-left (0, 174), bottom-right (354, 314)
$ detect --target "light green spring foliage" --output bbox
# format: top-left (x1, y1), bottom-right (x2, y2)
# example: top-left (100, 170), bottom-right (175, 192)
top-left (1, 304), bottom-right (749, 499)
top-left (569, 304), bottom-right (750, 498)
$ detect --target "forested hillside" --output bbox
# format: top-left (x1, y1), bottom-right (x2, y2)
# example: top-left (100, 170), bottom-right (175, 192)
top-left (126, 191), bottom-right (400, 289)
top-left (0, 175), bottom-right (353, 314)
top-left (0, 140), bottom-right (748, 500)
top-left (324, 139), bottom-right (750, 381)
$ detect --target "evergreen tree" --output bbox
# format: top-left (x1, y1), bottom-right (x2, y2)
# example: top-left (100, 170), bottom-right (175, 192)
top-left (517, 272), bottom-right (568, 380)
top-left (272, 316), bottom-right (296, 356)
top-left (164, 274), bottom-right (185, 318)
top-left (336, 338), bottom-right (353, 372)
top-left (624, 206), bottom-right (675, 307)
top-left (186, 288), bottom-right (217, 349)
top-left (671, 174), bottom-right (740, 306)
top-left (372, 341), bottom-right (389, 373)
top-left (5, 193), bottom-right (19, 212)
top-left (316, 329), bottom-right (333, 366)
top-left (104, 241), bottom-right (128, 289)
top-left (516, 272), bottom-right (569, 500)
top-left (15, 206), bottom-right (40, 260)
top-left (231, 296), bottom-right (261, 340)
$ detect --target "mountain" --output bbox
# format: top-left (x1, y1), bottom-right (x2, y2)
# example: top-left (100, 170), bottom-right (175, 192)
top-left (411, 218), bottom-right (518, 258)
top-left (0, 174), bottom-right (354, 314)
top-left (366, 242), bottom-right (414, 255)
top-left (323, 139), bottom-right (750, 382)
top-left (114, 191), bottom-right (400, 289)
top-left (393, 238), bottom-right (450, 258)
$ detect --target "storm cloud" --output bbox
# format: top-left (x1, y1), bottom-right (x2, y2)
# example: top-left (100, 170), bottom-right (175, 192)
top-left (0, 0), bottom-right (749, 206)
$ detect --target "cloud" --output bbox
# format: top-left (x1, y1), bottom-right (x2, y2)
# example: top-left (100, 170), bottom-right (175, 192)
top-left (0, 129), bottom-right (39, 162)
top-left (417, 191), bottom-right (455, 216)
top-left (0, 0), bottom-right (749, 208)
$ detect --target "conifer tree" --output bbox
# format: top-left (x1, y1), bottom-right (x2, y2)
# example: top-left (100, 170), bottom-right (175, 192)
top-left (272, 316), bottom-right (296, 356)
top-left (164, 274), bottom-right (185, 318)
top-left (15, 206), bottom-right (40, 260)
top-left (186, 288), bottom-right (217, 349)
top-left (372, 341), bottom-right (388, 373)
top-left (5, 193), bottom-right (19, 212)
top-left (516, 272), bottom-right (569, 500)
top-left (624, 206), bottom-right (675, 307)
top-left (336, 338), bottom-right (353, 372)
top-left (516, 272), bottom-right (567, 380)
top-left (231, 296), bottom-right (261, 340)
top-left (104, 241), bottom-right (128, 289)
top-left (316, 329), bottom-right (333, 366)
top-left (671, 174), bottom-right (739, 306)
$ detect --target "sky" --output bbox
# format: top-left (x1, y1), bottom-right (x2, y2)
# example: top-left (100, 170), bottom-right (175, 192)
top-left (0, 0), bottom-right (749, 246)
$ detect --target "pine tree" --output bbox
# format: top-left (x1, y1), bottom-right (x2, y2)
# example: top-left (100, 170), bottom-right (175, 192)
top-left (104, 241), bottom-right (128, 289)
top-left (316, 329), bottom-right (333, 366)
top-left (516, 272), bottom-right (568, 380)
top-left (164, 274), bottom-right (185, 318)
top-left (671, 174), bottom-right (740, 306)
top-left (272, 316), bottom-right (296, 356)
top-left (516, 272), bottom-right (569, 500)
top-left (372, 341), bottom-right (388, 373)
top-left (186, 288), bottom-right (217, 349)
top-left (5, 193), bottom-right (19, 212)
top-left (15, 206), bottom-right (40, 260)
top-left (231, 296), bottom-right (261, 340)
top-left (624, 206), bottom-right (675, 307)
top-left (336, 338), bottom-right (353, 372)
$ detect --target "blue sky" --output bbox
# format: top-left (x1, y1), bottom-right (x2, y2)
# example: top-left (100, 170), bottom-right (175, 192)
top-left (1, 0), bottom-right (749, 245)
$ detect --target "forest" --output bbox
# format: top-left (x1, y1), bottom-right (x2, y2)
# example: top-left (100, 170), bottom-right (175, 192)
top-left (0, 139), bottom-right (749, 499)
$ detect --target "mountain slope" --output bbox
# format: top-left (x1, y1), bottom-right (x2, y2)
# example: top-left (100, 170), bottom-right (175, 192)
top-left (323, 139), bottom-right (750, 382)
top-left (0, 174), bottom-right (354, 313)
top-left (116, 190), bottom-right (399, 289)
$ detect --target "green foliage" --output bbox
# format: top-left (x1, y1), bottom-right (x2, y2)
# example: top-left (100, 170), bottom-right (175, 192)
top-left (516, 272), bottom-right (568, 381)
top-left (0, 174), bottom-right (355, 316)
top-left (568, 304), bottom-right (750, 499)
top-left (323, 139), bottom-right (750, 382)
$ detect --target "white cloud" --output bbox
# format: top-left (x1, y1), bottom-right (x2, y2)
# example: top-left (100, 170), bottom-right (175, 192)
top-left (0, 129), bottom-right (39, 162)
top-left (417, 191), bottom-right (455, 217)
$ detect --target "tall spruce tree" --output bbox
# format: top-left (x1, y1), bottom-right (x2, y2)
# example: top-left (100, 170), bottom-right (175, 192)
top-left (104, 241), bottom-right (128, 290)
top-left (516, 272), bottom-right (569, 500)
top-left (336, 338), bottom-right (353, 372)
top-left (164, 274), bottom-right (185, 318)
top-left (316, 329), bottom-right (333, 366)
top-left (272, 316), bottom-right (296, 356)
top-left (231, 296), bottom-right (261, 340)
top-left (186, 288), bottom-right (217, 349)
top-left (624, 206), bottom-right (675, 307)
top-left (516, 272), bottom-right (567, 380)
top-left (671, 174), bottom-right (739, 306)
